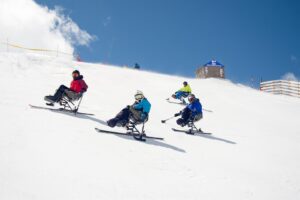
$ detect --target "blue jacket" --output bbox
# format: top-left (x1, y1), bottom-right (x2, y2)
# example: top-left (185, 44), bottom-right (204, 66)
top-left (134, 98), bottom-right (151, 114)
top-left (187, 98), bottom-right (202, 116)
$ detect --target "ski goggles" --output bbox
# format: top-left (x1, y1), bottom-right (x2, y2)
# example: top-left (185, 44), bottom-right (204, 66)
top-left (135, 94), bottom-right (144, 101)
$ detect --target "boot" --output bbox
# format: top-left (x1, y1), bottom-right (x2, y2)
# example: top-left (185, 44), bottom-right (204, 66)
top-left (176, 118), bottom-right (186, 127)
top-left (44, 95), bottom-right (56, 103)
top-left (118, 119), bottom-right (128, 127)
top-left (107, 118), bottom-right (117, 128)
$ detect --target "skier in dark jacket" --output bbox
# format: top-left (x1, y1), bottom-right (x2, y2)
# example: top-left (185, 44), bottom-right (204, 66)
top-left (175, 94), bottom-right (203, 126)
top-left (44, 70), bottom-right (88, 105)
top-left (107, 91), bottom-right (151, 128)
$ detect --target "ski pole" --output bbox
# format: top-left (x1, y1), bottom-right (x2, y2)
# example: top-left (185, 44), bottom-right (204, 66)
top-left (203, 108), bottom-right (213, 113)
top-left (161, 116), bottom-right (175, 123)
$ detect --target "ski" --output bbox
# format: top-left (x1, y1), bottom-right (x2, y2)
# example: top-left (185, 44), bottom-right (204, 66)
top-left (166, 99), bottom-right (186, 106)
top-left (95, 128), bottom-right (164, 141)
top-left (172, 128), bottom-right (212, 135)
top-left (166, 100), bottom-right (213, 113)
top-left (29, 104), bottom-right (94, 116)
top-left (95, 127), bottom-right (148, 141)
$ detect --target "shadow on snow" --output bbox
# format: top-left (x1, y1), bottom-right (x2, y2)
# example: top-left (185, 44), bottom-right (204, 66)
top-left (193, 133), bottom-right (236, 144)
top-left (114, 134), bottom-right (186, 153)
top-left (49, 110), bottom-right (186, 153)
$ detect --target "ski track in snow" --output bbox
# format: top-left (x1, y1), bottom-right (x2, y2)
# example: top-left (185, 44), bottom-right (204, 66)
top-left (0, 52), bottom-right (300, 200)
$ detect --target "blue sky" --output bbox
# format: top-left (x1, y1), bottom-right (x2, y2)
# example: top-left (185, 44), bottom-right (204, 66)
top-left (36, 0), bottom-right (300, 85)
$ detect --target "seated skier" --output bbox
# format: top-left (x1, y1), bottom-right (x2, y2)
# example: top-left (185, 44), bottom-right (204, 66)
top-left (174, 94), bottom-right (202, 127)
top-left (107, 91), bottom-right (151, 128)
top-left (44, 70), bottom-right (88, 105)
top-left (171, 81), bottom-right (192, 104)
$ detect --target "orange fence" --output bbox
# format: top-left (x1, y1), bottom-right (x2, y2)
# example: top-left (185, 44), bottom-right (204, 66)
top-left (0, 41), bottom-right (73, 58)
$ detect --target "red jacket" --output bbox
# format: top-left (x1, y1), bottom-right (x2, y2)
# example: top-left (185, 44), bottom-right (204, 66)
top-left (70, 76), bottom-right (88, 93)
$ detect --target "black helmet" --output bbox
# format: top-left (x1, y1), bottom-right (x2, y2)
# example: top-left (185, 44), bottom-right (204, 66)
top-left (188, 94), bottom-right (196, 102)
top-left (72, 70), bottom-right (80, 75)
top-left (183, 81), bottom-right (188, 86)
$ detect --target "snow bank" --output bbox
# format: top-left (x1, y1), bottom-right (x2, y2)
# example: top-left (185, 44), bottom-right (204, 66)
top-left (0, 52), bottom-right (300, 200)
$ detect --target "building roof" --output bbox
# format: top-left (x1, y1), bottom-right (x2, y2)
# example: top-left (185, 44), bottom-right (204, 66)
top-left (204, 60), bottom-right (224, 67)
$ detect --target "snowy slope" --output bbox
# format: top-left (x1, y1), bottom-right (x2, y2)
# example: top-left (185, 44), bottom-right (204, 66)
top-left (1, 52), bottom-right (300, 200)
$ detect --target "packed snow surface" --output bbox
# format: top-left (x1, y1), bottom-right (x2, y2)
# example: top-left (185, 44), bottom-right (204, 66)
top-left (1, 52), bottom-right (300, 200)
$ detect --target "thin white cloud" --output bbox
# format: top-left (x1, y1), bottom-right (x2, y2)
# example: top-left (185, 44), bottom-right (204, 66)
top-left (290, 55), bottom-right (297, 63)
top-left (52, 6), bottom-right (96, 46)
top-left (0, 0), bottom-right (95, 54)
top-left (103, 16), bottom-right (112, 27)
top-left (281, 72), bottom-right (299, 81)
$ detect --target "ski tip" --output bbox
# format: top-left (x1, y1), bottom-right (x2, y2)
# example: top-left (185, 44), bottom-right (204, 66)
top-left (29, 104), bottom-right (39, 108)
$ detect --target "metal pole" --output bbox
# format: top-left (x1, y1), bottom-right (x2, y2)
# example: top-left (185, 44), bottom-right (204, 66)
top-left (6, 38), bottom-right (8, 52)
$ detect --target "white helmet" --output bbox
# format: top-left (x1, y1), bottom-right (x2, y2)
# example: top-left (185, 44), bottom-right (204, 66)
top-left (134, 90), bottom-right (144, 101)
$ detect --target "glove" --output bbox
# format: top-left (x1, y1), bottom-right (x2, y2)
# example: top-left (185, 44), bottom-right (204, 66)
top-left (174, 112), bottom-right (181, 117)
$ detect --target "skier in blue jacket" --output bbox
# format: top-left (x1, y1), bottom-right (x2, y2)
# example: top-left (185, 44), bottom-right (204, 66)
top-left (174, 94), bottom-right (203, 126)
top-left (107, 91), bottom-right (151, 128)
top-left (131, 91), bottom-right (151, 122)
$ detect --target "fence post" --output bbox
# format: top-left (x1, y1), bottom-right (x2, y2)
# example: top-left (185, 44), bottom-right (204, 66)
top-left (6, 38), bottom-right (9, 52)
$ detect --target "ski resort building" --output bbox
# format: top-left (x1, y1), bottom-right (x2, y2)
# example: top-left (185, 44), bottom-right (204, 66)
top-left (196, 60), bottom-right (225, 79)
top-left (260, 80), bottom-right (300, 98)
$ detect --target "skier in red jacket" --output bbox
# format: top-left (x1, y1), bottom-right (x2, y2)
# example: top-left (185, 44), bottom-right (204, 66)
top-left (44, 70), bottom-right (88, 105)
